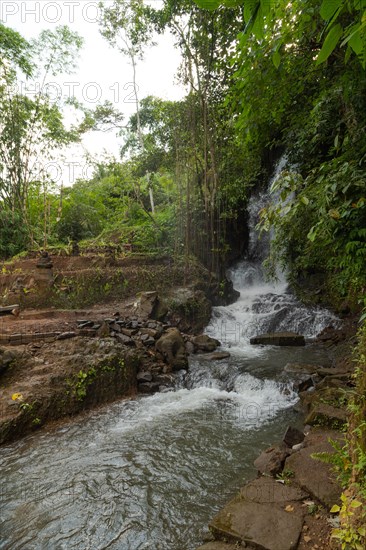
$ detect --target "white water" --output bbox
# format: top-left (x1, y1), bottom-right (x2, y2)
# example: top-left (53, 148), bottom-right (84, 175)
top-left (206, 260), bottom-right (338, 357)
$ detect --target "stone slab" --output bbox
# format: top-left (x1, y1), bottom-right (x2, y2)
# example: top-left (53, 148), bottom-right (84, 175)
top-left (250, 332), bottom-right (305, 346)
top-left (238, 477), bottom-right (308, 503)
top-left (209, 477), bottom-right (306, 550)
top-left (284, 429), bottom-right (343, 509)
top-left (305, 403), bottom-right (347, 429)
top-left (210, 501), bottom-right (303, 550)
top-left (284, 363), bottom-right (320, 375)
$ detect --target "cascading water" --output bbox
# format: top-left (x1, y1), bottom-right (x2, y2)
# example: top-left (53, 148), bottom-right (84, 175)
top-left (0, 160), bottom-right (339, 550)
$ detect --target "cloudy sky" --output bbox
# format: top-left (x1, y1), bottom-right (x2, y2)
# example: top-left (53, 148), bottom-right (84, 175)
top-left (0, 0), bottom-right (185, 184)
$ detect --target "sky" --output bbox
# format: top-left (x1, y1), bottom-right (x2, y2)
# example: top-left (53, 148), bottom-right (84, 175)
top-left (0, 0), bottom-right (186, 185)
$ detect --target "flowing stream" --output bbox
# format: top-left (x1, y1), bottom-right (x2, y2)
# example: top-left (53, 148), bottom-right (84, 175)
top-left (0, 180), bottom-right (339, 549)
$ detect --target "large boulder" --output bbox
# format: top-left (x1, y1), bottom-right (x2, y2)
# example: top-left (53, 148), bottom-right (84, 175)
top-left (155, 328), bottom-right (188, 371)
top-left (133, 291), bottom-right (159, 319)
top-left (155, 287), bottom-right (212, 333)
top-left (193, 334), bottom-right (221, 353)
top-left (254, 445), bottom-right (291, 476)
top-left (250, 332), bottom-right (305, 346)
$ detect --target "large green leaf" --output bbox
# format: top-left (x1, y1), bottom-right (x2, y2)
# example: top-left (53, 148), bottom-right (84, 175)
top-left (193, 0), bottom-right (221, 10)
top-left (272, 50), bottom-right (281, 68)
top-left (316, 23), bottom-right (343, 64)
top-left (222, 0), bottom-right (243, 7)
top-left (320, 0), bottom-right (343, 21)
top-left (244, 0), bottom-right (259, 23)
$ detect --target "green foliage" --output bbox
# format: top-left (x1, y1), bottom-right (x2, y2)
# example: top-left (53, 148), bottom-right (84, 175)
top-left (259, 156), bottom-right (366, 303)
top-left (0, 209), bottom-right (28, 258)
top-left (0, 22), bottom-right (33, 77)
top-left (311, 326), bottom-right (366, 549)
top-left (330, 494), bottom-right (366, 550)
top-left (67, 368), bottom-right (97, 401)
top-left (193, 0), bottom-right (366, 67)
top-left (0, 23), bottom-right (84, 256)
top-left (56, 202), bottom-right (102, 243)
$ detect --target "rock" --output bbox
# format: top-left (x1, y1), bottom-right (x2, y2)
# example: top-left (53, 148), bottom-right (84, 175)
top-left (198, 352), bottom-right (231, 361)
top-left (77, 320), bottom-right (94, 329)
top-left (56, 332), bottom-right (77, 340)
top-left (96, 322), bottom-right (110, 338)
top-left (305, 403), bottom-right (347, 430)
top-left (36, 250), bottom-right (53, 269)
top-left (254, 446), bottom-right (291, 476)
top-left (316, 365), bottom-right (354, 377)
top-left (196, 543), bottom-right (239, 550)
top-left (143, 337), bottom-right (155, 346)
top-left (121, 328), bottom-right (138, 337)
top-left (138, 382), bottom-right (160, 394)
top-left (109, 323), bottom-right (121, 333)
top-left (140, 328), bottom-right (159, 339)
top-left (77, 328), bottom-right (97, 337)
top-left (284, 429), bottom-right (343, 508)
top-left (0, 305), bottom-right (20, 316)
top-left (316, 375), bottom-right (350, 390)
top-left (152, 374), bottom-right (174, 386)
top-left (193, 334), bottom-right (221, 353)
top-left (151, 301), bottom-right (169, 322)
top-left (186, 341), bottom-right (195, 355)
top-left (115, 333), bottom-right (135, 346)
top-left (292, 442), bottom-right (305, 451)
top-left (284, 363), bottom-right (320, 375)
top-left (137, 371), bottom-right (153, 383)
top-left (133, 291), bottom-right (159, 319)
top-left (209, 477), bottom-right (306, 550)
top-left (0, 348), bottom-right (21, 375)
top-left (295, 376), bottom-right (315, 393)
top-left (250, 332), bottom-right (305, 346)
top-left (157, 287), bottom-right (212, 332)
top-left (283, 426), bottom-right (305, 448)
top-left (155, 328), bottom-right (188, 371)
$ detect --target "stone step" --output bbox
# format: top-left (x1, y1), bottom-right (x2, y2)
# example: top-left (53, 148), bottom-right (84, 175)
top-left (209, 477), bottom-right (307, 550)
top-left (284, 429), bottom-right (343, 509)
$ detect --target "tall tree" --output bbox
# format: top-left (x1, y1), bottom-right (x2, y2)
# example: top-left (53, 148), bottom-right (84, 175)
top-left (0, 25), bottom-right (83, 251)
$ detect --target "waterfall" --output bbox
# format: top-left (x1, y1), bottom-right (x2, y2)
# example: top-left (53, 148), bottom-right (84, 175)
top-left (206, 156), bottom-right (338, 351)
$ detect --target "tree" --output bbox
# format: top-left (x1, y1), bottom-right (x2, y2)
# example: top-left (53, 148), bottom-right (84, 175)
top-left (193, 0), bottom-right (366, 68)
top-left (99, 0), bottom-right (156, 212)
top-left (0, 25), bottom-right (83, 254)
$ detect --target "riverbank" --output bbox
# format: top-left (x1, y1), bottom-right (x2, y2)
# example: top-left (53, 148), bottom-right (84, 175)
top-left (197, 318), bottom-right (360, 550)
top-left (0, 251), bottom-right (234, 445)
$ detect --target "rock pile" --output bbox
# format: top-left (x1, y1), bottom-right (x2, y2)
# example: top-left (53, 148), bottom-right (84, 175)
top-left (75, 316), bottom-right (223, 395)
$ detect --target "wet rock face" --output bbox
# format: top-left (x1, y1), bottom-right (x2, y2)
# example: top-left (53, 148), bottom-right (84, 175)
top-left (155, 328), bottom-right (188, 371)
